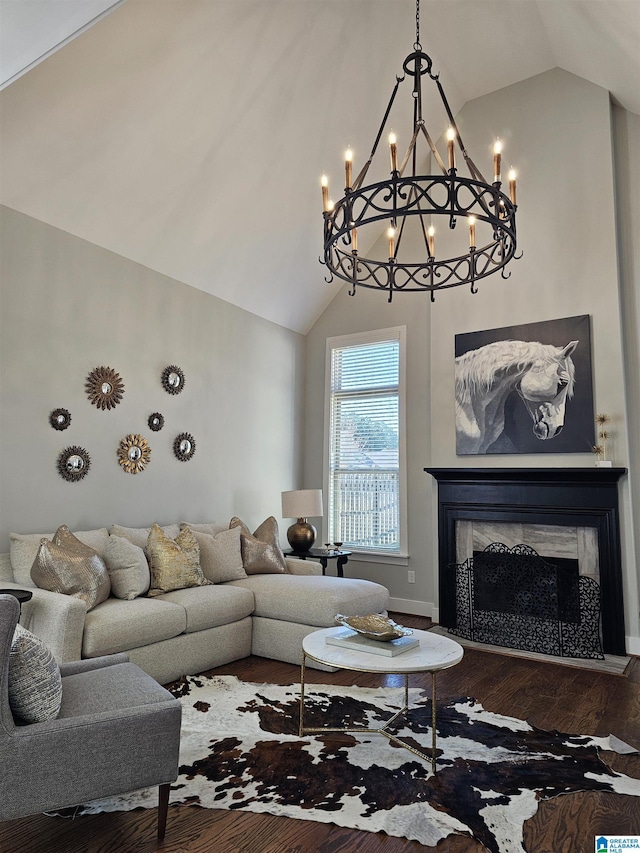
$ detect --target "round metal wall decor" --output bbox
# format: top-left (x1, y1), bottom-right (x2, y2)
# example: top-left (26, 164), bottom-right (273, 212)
top-left (161, 365), bottom-right (185, 395)
top-left (148, 412), bottom-right (164, 432)
top-left (117, 434), bottom-right (151, 475)
top-left (50, 408), bottom-right (71, 431)
top-left (86, 366), bottom-right (125, 410)
top-left (57, 446), bottom-right (91, 482)
top-left (173, 432), bottom-right (196, 462)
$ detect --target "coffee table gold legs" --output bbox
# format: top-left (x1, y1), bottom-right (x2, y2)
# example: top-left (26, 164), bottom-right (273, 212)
top-left (299, 651), bottom-right (307, 737)
top-left (431, 671), bottom-right (437, 774)
top-left (298, 655), bottom-right (440, 773)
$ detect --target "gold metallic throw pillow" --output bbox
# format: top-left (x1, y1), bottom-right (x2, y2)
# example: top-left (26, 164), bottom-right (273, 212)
top-left (146, 523), bottom-right (210, 597)
top-left (229, 516), bottom-right (287, 574)
top-left (30, 525), bottom-right (111, 611)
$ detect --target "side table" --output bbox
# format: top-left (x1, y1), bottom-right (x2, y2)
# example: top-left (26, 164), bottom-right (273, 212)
top-left (0, 588), bottom-right (33, 615)
top-left (283, 548), bottom-right (351, 578)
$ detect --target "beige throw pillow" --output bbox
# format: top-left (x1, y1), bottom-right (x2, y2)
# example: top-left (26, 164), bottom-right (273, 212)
top-left (30, 525), bottom-right (111, 611)
top-left (9, 624), bottom-right (62, 723)
top-left (186, 525), bottom-right (247, 583)
top-left (229, 516), bottom-right (287, 574)
top-left (103, 534), bottom-right (150, 599)
top-left (183, 522), bottom-right (228, 538)
top-left (146, 524), bottom-right (210, 597)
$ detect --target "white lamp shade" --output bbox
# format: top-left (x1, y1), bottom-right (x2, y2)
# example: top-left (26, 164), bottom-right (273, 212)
top-left (281, 489), bottom-right (323, 519)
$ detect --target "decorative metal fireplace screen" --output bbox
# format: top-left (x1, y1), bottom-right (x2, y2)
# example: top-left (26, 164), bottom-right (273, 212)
top-left (450, 543), bottom-right (604, 659)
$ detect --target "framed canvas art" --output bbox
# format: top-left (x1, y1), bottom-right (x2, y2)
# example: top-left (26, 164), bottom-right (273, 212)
top-left (455, 314), bottom-right (595, 455)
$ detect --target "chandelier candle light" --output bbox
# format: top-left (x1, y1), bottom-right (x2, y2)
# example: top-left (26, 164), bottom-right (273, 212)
top-left (320, 0), bottom-right (520, 301)
top-left (281, 489), bottom-right (324, 551)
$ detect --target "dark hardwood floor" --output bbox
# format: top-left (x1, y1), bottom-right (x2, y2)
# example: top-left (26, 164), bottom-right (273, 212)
top-left (2, 614), bottom-right (639, 853)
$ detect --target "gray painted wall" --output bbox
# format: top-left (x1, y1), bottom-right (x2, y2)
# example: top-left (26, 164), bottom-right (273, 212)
top-left (305, 69), bottom-right (640, 650)
top-left (0, 206), bottom-right (305, 553)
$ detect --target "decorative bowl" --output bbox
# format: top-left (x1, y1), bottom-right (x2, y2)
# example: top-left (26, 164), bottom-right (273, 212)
top-left (334, 613), bottom-right (413, 642)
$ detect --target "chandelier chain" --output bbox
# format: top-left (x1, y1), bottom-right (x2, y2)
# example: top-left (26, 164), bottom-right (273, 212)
top-left (415, 0), bottom-right (421, 50)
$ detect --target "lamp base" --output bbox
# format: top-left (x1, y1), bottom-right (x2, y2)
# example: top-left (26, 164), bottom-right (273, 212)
top-left (286, 519), bottom-right (317, 552)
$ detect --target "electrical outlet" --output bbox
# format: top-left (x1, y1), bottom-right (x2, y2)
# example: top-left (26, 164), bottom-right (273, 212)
top-left (407, 570), bottom-right (416, 583)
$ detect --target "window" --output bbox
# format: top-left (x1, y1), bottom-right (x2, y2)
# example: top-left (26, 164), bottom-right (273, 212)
top-left (325, 327), bottom-right (406, 557)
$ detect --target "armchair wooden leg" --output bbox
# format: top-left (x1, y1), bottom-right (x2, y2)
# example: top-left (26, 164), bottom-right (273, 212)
top-left (158, 782), bottom-right (170, 841)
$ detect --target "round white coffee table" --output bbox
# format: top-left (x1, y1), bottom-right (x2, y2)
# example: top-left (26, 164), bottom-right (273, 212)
top-left (300, 626), bottom-right (464, 773)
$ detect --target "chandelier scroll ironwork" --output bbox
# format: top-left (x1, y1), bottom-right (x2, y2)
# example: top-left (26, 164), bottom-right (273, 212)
top-left (320, 0), bottom-right (520, 301)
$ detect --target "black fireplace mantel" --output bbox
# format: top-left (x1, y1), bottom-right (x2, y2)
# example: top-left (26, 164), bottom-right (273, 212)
top-left (425, 467), bottom-right (627, 655)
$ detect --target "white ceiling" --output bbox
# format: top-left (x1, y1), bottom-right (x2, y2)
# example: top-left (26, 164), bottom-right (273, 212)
top-left (1, 0), bottom-right (639, 333)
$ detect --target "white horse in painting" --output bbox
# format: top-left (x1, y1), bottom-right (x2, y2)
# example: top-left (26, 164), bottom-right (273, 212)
top-left (455, 339), bottom-right (578, 454)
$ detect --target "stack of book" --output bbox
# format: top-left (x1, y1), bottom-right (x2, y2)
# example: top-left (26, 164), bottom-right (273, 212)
top-left (326, 628), bottom-right (419, 657)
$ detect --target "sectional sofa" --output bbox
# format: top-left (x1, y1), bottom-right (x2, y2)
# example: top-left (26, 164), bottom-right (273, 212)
top-left (0, 521), bottom-right (389, 684)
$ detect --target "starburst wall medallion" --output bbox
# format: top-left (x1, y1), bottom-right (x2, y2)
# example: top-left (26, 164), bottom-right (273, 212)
top-left (117, 434), bottom-right (151, 474)
top-left (85, 366), bottom-right (125, 410)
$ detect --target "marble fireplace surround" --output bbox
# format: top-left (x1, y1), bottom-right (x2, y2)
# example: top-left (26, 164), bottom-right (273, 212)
top-left (426, 468), bottom-right (628, 656)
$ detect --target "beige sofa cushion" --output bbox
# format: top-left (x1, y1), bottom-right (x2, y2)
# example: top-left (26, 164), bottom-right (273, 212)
top-left (109, 523), bottom-right (181, 551)
top-left (10, 528), bottom-right (110, 587)
top-left (82, 597), bottom-right (186, 658)
top-left (226, 575), bottom-right (389, 627)
top-left (157, 584), bottom-right (254, 633)
top-left (0, 553), bottom-right (13, 582)
top-left (183, 522), bottom-right (228, 538)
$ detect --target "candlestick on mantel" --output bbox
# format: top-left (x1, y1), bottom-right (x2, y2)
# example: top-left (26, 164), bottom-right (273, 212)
top-left (428, 225), bottom-right (435, 257)
top-left (389, 132), bottom-right (398, 172)
top-left (447, 128), bottom-right (456, 170)
top-left (493, 140), bottom-right (502, 183)
top-left (321, 174), bottom-right (329, 212)
top-left (508, 169), bottom-right (517, 204)
top-left (345, 148), bottom-right (353, 189)
top-left (468, 216), bottom-right (476, 249)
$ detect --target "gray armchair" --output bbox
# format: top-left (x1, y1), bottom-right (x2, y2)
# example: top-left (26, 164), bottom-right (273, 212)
top-left (0, 594), bottom-right (182, 839)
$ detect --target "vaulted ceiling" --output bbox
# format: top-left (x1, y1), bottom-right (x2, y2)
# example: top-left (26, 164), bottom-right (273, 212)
top-left (1, 0), bottom-right (638, 333)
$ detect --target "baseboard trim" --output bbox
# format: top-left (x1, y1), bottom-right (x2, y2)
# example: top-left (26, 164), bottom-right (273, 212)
top-left (388, 597), bottom-right (434, 618)
top-left (626, 634), bottom-right (640, 656)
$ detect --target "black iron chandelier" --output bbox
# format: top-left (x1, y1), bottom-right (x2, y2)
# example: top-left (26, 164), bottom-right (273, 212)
top-left (320, 0), bottom-right (519, 301)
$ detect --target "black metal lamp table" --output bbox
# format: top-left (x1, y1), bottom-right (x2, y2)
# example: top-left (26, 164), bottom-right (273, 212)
top-left (283, 548), bottom-right (351, 578)
top-left (0, 589), bottom-right (33, 614)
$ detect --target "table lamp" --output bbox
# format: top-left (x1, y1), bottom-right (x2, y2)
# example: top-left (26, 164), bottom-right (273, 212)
top-left (281, 489), bottom-right (323, 551)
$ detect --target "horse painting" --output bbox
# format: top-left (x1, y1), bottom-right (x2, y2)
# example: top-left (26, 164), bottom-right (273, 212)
top-left (455, 339), bottom-right (578, 454)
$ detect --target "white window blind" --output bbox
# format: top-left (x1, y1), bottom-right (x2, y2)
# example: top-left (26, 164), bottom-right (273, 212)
top-left (326, 328), bottom-right (405, 554)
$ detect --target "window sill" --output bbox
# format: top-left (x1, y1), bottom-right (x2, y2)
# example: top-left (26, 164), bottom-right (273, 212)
top-left (346, 551), bottom-right (409, 567)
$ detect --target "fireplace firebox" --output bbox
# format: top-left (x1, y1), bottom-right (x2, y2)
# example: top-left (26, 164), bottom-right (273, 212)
top-left (425, 468), bottom-right (627, 656)
top-left (452, 542), bottom-right (603, 658)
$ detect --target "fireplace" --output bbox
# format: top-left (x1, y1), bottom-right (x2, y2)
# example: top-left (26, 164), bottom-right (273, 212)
top-left (452, 542), bottom-right (603, 658)
top-left (425, 468), bottom-right (627, 656)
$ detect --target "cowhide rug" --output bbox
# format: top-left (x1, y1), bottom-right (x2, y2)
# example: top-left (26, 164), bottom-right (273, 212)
top-left (72, 674), bottom-right (640, 852)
